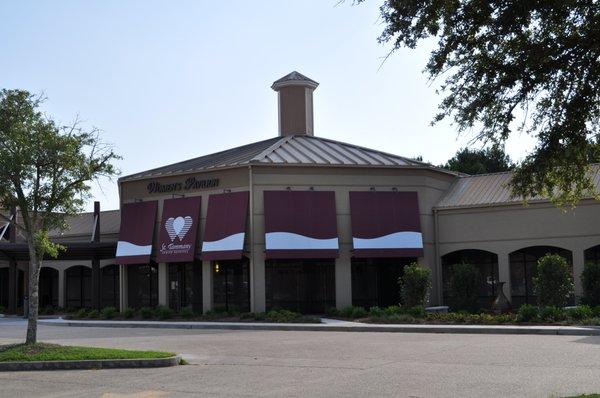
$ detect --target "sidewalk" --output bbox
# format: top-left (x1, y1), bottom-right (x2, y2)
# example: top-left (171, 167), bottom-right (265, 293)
top-left (39, 318), bottom-right (600, 336)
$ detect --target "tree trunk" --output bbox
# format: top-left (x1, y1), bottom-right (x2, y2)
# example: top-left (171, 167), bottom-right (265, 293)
top-left (25, 252), bottom-right (41, 344)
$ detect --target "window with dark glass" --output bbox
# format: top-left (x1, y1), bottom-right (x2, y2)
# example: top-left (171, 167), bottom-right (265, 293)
top-left (127, 263), bottom-right (158, 309)
top-left (0, 268), bottom-right (8, 308)
top-left (585, 245), bottom-right (600, 265)
top-left (351, 257), bottom-right (416, 308)
top-left (266, 259), bottom-right (335, 314)
top-left (65, 266), bottom-right (92, 309)
top-left (213, 258), bottom-right (249, 313)
top-left (442, 250), bottom-right (499, 310)
top-left (101, 265), bottom-right (120, 308)
top-left (168, 262), bottom-right (201, 313)
top-left (509, 246), bottom-right (572, 307)
top-left (39, 267), bottom-right (58, 308)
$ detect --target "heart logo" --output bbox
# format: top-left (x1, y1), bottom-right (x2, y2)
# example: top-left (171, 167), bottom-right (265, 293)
top-left (165, 216), bottom-right (193, 242)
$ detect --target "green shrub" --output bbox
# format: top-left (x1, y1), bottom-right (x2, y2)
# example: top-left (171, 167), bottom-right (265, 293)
top-left (155, 305), bottom-right (174, 320)
top-left (405, 305), bottom-right (426, 318)
top-left (538, 306), bottom-right (565, 322)
top-left (581, 262), bottom-right (600, 306)
top-left (383, 305), bottom-right (402, 316)
top-left (339, 306), bottom-right (368, 319)
top-left (74, 308), bottom-right (88, 319)
top-left (180, 306), bottom-right (194, 319)
top-left (87, 309), bottom-right (99, 319)
top-left (265, 309), bottom-right (303, 323)
top-left (368, 306), bottom-right (384, 317)
top-left (139, 307), bottom-right (154, 319)
top-left (534, 254), bottom-right (574, 308)
top-left (516, 304), bottom-right (539, 322)
top-left (566, 305), bottom-right (593, 321)
top-left (449, 263), bottom-right (480, 312)
top-left (101, 306), bottom-right (117, 320)
top-left (372, 313), bottom-right (416, 324)
top-left (325, 307), bottom-right (340, 317)
top-left (593, 306), bottom-right (600, 318)
top-left (0, 305), bottom-right (5, 313)
top-left (44, 306), bottom-right (55, 315)
top-left (123, 307), bottom-right (135, 319)
top-left (399, 263), bottom-right (432, 308)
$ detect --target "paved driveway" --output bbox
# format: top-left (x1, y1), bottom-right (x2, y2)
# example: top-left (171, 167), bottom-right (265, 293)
top-left (1, 318), bottom-right (600, 397)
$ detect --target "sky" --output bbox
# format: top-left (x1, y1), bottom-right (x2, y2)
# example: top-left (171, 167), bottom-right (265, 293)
top-left (1, 1), bottom-right (536, 211)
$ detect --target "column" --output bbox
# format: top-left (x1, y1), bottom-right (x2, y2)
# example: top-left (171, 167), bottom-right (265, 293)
top-left (253, 251), bottom-right (266, 313)
top-left (119, 265), bottom-right (128, 311)
top-left (91, 258), bottom-right (100, 309)
top-left (8, 261), bottom-right (17, 313)
top-left (497, 251), bottom-right (511, 304)
top-left (335, 245), bottom-right (352, 309)
top-left (572, 248), bottom-right (585, 301)
top-left (57, 268), bottom-right (65, 308)
top-left (158, 263), bottom-right (168, 307)
top-left (202, 260), bottom-right (213, 313)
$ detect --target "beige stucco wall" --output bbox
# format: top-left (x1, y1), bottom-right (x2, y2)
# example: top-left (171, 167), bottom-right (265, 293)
top-left (436, 199), bottom-right (600, 300)
top-left (251, 165), bottom-right (456, 309)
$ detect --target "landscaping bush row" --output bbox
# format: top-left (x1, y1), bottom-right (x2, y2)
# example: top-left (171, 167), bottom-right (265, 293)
top-left (329, 304), bottom-right (600, 325)
top-left (69, 306), bottom-right (319, 323)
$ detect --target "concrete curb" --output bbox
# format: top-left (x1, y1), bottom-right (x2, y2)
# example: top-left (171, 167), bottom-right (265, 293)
top-left (0, 355), bottom-right (180, 372)
top-left (39, 319), bottom-right (600, 336)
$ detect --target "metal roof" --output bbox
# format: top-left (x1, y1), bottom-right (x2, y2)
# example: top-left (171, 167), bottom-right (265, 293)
top-left (119, 135), bottom-right (452, 182)
top-left (271, 71), bottom-right (319, 90)
top-left (49, 210), bottom-right (120, 239)
top-left (435, 164), bottom-right (600, 209)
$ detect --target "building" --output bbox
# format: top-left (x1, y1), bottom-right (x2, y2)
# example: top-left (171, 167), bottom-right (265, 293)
top-left (1, 72), bottom-right (600, 314)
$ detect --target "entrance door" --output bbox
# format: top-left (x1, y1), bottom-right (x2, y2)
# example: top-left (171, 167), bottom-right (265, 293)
top-left (213, 259), bottom-right (249, 313)
top-left (168, 263), bottom-right (200, 312)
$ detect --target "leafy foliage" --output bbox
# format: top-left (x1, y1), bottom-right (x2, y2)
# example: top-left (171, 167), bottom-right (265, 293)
top-left (0, 89), bottom-right (119, 343)
top-left (443, 145), bottom-right (514, 175)
top-left (533, 254), bottom-right (574, 307)
top-left (449, 263), bottom-right (480, 312)
top-left (399, 262), bottom-right (431, 307)
top-left (361, 0), bottom-right (600, 205)
top-left (581, 262), bottom-right (600, 306)
top-left (516, 304), bottom-right (538, 322)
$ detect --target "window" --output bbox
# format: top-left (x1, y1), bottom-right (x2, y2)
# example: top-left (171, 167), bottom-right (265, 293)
top-left (127, 263), bottom-right (158, 309)
top-left (351, 257), bottom-right (416, 308)
top-left (65, 266), bottom-right (92, 309)
top-left (266, 259), bottom-right (335, 314)
top-left (213, 259), bottom-right (249, 313)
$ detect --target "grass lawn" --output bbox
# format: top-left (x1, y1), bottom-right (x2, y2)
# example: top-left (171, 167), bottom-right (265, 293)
top-left (0, 343), bottom-right (175, 362)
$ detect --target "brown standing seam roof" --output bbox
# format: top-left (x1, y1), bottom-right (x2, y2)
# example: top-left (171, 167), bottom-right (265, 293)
top-left (435, 164), bottom-right (600, 209)
top-left (119, 135), bottom-right (455, 182)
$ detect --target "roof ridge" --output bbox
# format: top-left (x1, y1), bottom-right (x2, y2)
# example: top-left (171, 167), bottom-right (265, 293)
top-left (250, 135), bottom-right (293, 163)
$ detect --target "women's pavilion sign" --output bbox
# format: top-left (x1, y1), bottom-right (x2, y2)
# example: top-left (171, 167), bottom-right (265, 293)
top-left (147, 176), bottom-right (219, 194)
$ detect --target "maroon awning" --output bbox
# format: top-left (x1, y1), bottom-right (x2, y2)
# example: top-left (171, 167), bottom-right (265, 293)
top-left (349, 191), bottom-right (423, 258)
top-left (200, 191), bottom-right (249, 261)
top-left (116, 201), bottom-right (158, 264)
top-left (264, 191), bottom-right (338, 259)
top-left (156, 196), bottom-right (202, 263)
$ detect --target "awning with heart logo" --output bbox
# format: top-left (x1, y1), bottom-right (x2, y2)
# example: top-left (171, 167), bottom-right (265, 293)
top-left (156, 196), bottom-right (202, 263)
top-left (264, 190), bottom-right (339, 259)
top-left (116, 201), bottom-right (158, 265)
top-left (200, 191), bottom-right (249, 261)
top-left (349, 191), bottom-right (423, 258)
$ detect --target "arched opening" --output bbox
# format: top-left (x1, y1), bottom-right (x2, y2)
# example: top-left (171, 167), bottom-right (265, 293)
top-left (441, 249), bottom-right (499, 310)
top-left (101, 264), bottom-right (120, 309)
top-left (39, 267), bottom-right (58, 309)
top-left (509, 246), bottom-right (572, 307)
top-left (65, 265), bottom-right (92, 309)
top-left (584, 245), bottom-right (600, 265)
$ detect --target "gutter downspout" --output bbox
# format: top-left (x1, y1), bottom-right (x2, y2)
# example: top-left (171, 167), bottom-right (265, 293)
top-left (433, 208), bottom-right (442, 306)
top-left (248, 165), bottom-right (255, 312)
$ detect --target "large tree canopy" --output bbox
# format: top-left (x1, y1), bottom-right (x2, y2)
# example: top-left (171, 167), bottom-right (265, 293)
top-left (361, 0), bottom-right (599, 205)
top-left (0, 89), bottom-right (119, 343)
top-left (443, 145), bottom-right (514, 175)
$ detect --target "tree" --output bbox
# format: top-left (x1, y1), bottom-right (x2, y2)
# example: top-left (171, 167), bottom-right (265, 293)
top-left (533, 254), bottom-right (574, 308)
top-left (443, 145), bottom-right (514, 175)
top-left (0, 90), bottom-right (119, 343)
top-left (360, 0), bottom-right (600, 205)
top-left (399, 262), bottom-right (431, 308)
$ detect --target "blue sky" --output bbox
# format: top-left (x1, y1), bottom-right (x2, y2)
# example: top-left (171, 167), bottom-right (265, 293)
top-left (1, 1), bottom-right (534, 210)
